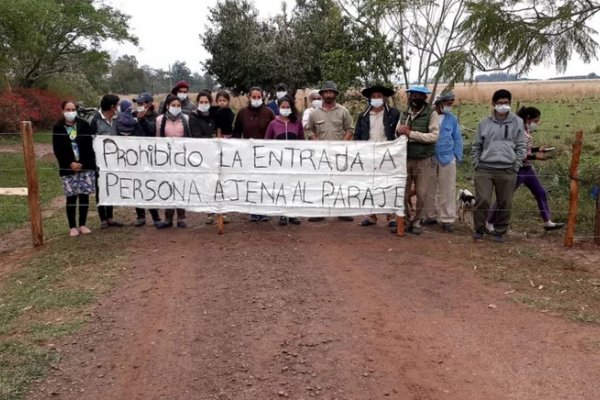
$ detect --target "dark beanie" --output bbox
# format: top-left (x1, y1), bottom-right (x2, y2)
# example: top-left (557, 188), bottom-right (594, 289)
top-left (171, 80), bottom-right (190, 94)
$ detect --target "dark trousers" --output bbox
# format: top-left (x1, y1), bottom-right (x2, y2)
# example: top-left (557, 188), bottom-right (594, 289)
top-left (164, 209), bottom-right (185, 222)
top-left (66, 194), bottom-right (89, 228)
top-left (488, 165), bottom-right (551, 224)
top-left (136, 208), bottom-right (160, 222)
top-left (95, 172), bottom-right (113, 222)
top-left (474, 167), bottom-right (517, 235)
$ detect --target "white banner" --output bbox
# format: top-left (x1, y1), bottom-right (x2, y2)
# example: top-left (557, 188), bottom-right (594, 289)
top-left (93, 136), bottom-right (407, 217)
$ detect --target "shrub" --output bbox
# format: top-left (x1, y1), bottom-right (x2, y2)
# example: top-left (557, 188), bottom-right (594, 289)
top-left (0, 88), bottom-right (63, 132)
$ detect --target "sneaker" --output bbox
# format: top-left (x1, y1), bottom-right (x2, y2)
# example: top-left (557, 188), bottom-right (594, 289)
top-left (153, 220), bottom-right (162, 228)
top-left (205, 216), bottom-right (215, 225)
top-left (338, 216), bottom-right (354, 222)
top-left (289, 217), bottom-right (301, 225)
top-left (411, 225), bottom-right (422, 235)
top-left (259, 215), bottom-right (270, 222)
top-left (78, 226), bottom-right (91, 234)
top-left (107, 220), bottom-right (124, 227)
top-left (156, 221), bottom-right (173, 229)
top-left (69, 227), bottom-right (80, 237)
top-left (485, 222), bottom-right (495, 234)
top-left (249, 215), bottom-right (260, 222)
top-left (421, 218), bottom-right (437, 226)
top-left (472, 231), bottom-right (485, 241)
top-left (493, 234), bottom-right (505, 243)
top-left (544, 221), bottom-right (565, 231)
top-left (308, 217), bottom-right (325, 222)
top-left (177, 220), bottom-right (187, 228)
top-left (134, 219), bottom-right (146, 227)
top-left (442, 223), bottom-right (454, 233)
top-left (279, 216), bottom-right (288, 226)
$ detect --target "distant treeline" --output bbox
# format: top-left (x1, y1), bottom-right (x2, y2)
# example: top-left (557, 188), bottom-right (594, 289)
top-left (475, 72), bottom-right (599, 82)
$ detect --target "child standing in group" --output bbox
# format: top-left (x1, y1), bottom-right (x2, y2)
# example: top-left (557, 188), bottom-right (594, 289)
top-left (264, 95), bottom-right (304, 226)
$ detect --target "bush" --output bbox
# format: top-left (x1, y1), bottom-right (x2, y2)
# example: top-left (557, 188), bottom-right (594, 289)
top-left (0, 88), bottom-right (63, 133)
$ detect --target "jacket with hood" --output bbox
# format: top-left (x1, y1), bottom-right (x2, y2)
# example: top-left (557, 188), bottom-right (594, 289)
top-left (471, 111), bottom-right (526, 171)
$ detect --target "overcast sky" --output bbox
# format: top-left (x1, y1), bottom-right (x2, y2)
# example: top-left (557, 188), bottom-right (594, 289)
top-left (104, 0), bottom-right (599, 80)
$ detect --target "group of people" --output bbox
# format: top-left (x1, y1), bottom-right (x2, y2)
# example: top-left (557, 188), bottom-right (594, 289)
top-left (52, 79), bottom-right (563, 240)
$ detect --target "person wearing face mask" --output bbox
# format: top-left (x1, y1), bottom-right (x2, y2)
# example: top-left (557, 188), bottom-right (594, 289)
top-left (266, 83), bottom-right (288, 116)
top-left (302, 90), bottom-right (322, 131)
top-left (471, 89), bottom-right (526, 242)
top-left (421, 90), bottom-right (463, 233)
top-left (354, 84), bottom-right (400, 228)
top-left (52, 100), bottom-right (97, 237)
top-left (189, 90), bottom-right (216, 139)
top-left (233, 86), bottom-right (275, 140)
top-left (233, 86), bottom-right (275, 222)
top-left (90, 94), bottom-right (124, 229)
top-left (116, 99), bottom-right (136, 136)
top-left (155, 94), bottom-right (191, 229)
top-left (264, 95), bottom-right (305, 226)
top-left (395, 86), bottom-right (440, 235)
top-left (486, 106), bottom-right (564, 232)
top-left (159, 80), bottom-right (196, 115)
top-left (131, 92), bottom-right (162, 227)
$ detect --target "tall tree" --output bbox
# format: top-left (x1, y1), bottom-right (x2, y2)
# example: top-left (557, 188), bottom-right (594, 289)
top-left (108, 55), bottom-right (146, 94)
top-left (170, 61), bottom-right (193, 84)
top-left (0, 0), bottom-right (137, 88)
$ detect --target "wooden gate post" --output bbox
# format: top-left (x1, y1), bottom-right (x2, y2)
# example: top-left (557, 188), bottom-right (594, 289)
top-left (564, 130), bottom-right (584, 248)
top-left (595, 193), bottom-right (600, 246)
top-left (21, 121), bottom-right (44, 246)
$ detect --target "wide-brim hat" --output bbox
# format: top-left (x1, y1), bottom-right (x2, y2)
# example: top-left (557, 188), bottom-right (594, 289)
top-left (361, 84), bottom-right (395, 98)
top-left (405, 85), bottom-right (432, 95)
top-left (319, 81), bottom-right (339, 95)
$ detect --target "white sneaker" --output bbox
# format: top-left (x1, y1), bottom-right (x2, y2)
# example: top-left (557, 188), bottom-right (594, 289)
top-left (485, 222), bottom-right (495, 233)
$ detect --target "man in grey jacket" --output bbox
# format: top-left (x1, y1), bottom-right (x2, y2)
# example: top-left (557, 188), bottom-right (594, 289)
top-left (471, 89), bottom-right (526, 242)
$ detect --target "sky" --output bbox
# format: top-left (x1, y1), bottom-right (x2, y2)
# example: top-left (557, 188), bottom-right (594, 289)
top-left (103, 0), bottom-right (600, 81)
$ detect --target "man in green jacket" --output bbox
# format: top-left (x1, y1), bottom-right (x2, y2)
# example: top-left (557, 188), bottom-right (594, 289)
top-left (396, 86), bottom-right (439, 234)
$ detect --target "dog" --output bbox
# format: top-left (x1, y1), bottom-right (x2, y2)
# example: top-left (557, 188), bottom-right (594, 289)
top-left (457, 189), bottom-right (476, 229)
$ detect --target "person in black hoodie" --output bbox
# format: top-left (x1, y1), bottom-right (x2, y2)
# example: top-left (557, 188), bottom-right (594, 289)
top-left (189, 90), bottom-right (216, 138)
top-left (52, 100), bottom-right (97, 237)
top-left (132, 92), bottom-right (162, 227)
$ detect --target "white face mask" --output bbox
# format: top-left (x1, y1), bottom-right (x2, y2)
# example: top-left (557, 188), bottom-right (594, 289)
top-left (177, 93), bottom-right (187, 101)
top-left (169, 106), bottom-right (182, 116)
top-left (250, 99), bottom-right (263, 108)
top-left (494, 104), bottom-right (511, 114)
top-left (64, 111), bottom-right (77, 122)
top-left (137, 106), bottom-right (146, 113)
top-left (276, 91), bottom-right (287, 100)
top-left (279, 108), bottom-right (292, 117)
top-left (370, 99), bottom-right (384, 108)
top-left (198, 104), bottom-right (211, 113)
top-left (312, 99), bottom-right (323, 109)
top-left (529, 122), bottom-right (539, 131)
top-left (442, 106), bottom-right (452, 114)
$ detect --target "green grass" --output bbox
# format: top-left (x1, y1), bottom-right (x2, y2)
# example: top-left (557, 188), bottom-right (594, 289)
top-left (0, 154), bottom-right (62, 235)
top-left (0, 132), bottom-right (53, 145)
top-left (0, 149), bottom-right (132, 399)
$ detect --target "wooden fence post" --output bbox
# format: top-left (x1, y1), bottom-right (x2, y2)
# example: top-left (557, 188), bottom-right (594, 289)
top-left (595, 194), bottom-right (600, 246)
top-left (20, 121), bottom-right (44, 247)
top-left (564, 130), bottom-right (584, 248)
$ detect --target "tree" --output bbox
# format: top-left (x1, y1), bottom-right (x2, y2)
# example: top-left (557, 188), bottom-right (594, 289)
top-left (339, 0), bottom-right (599, 97)
top-left (0, 0), bottom-right (137, 88)
top-left (108, 55), bottom-right (146, 94)
top-left (170, 61), bottom-right (193, 85)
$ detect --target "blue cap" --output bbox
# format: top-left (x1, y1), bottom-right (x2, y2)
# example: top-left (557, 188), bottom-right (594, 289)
top-left (405, 86), bottom-right (431, 95)
top-left (135, 92), bottom-right (154, 104)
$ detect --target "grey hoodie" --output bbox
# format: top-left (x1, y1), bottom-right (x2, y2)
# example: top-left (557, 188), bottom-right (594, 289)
top-left (471, 111), bottom-right (526, 171)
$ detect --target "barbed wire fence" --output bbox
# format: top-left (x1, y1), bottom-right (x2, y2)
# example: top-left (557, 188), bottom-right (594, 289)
top-left (0, 123), bottom-right (599, 247)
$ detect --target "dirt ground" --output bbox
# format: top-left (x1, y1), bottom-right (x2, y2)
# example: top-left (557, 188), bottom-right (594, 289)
top-left (21, 213), bottom-right (600, 400)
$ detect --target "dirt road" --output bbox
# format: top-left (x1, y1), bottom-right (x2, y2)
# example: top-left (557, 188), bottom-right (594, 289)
top-left (28, 215), bottom-right (600, 400)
